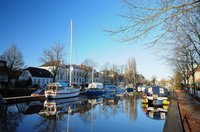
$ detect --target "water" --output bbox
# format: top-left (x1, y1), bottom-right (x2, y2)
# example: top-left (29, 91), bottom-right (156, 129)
top-left (0, 93), bottom-right (167, 132)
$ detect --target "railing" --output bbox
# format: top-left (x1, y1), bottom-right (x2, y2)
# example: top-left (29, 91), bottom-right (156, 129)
top-left (185, 87), bottom-right (200, 98)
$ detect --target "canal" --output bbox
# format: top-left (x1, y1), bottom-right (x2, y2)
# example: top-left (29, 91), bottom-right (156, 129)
top-left (0, 93), bottom-right (167, 132)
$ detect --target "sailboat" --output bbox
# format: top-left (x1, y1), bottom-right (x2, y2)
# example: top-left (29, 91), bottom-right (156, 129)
top-left (45, 20), bottom-right (80, 99)
top-left (85, 51), bottom-right (104, 97)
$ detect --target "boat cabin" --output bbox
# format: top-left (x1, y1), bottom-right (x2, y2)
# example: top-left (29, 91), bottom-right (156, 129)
top-left (144, 86), bottom-right (168, 97)
top-left (46, 83), bottom-right (65, 92)
top-left (88, 82), bottom-right (103, 89)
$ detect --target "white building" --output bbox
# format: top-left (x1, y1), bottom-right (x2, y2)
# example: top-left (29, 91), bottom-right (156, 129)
top-left (39, 64), bottom-right (100, 86)
top-left (19, 67), bottom-right (53, 87)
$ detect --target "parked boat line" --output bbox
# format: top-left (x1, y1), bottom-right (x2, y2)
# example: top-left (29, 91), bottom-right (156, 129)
top-left (3, 85), bottom-right (171, 106)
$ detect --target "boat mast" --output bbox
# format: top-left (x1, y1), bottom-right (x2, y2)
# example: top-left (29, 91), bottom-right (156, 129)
top-left (69, 20), bottom-right (73, 86)
top-left (92, 50), bottom-right (95, 83)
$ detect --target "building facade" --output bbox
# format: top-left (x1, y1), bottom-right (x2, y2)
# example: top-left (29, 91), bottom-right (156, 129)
top-left (19, 67), bottom-right (53, 87)
top-left (39, 64), bottom-right (99, 86)
top-left (189, 67), bottom-right (200, 86)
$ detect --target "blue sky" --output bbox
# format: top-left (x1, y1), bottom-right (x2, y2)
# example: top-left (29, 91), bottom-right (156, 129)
top-left (0, 0), bottom-right (171, 80)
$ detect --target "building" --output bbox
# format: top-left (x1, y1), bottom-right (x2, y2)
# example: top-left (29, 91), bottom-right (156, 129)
top-left (189, 66), bottom-right (200, 86)
top-left (19, 67), bottom-right (53, 87)
top-left (0, 60), bottom-right (7, 88)
top-left (99, 70), bottom-right (121, 85)
top-left (39, 63), bottom-right (99, 86)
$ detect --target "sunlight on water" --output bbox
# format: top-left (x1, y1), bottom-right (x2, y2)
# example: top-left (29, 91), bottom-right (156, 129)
top-left (1, 93), bottom-right (166, 132)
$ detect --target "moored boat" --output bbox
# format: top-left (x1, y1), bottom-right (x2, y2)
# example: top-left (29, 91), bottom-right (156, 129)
top-left (142, 86), bottom-right (170, 106)
top-left (45, 82), bottom-right (80, 99)
top-left (104, 85), bottom-right (117, 93)
top-left (85, 82), bottom-right (104, 97)
top-left (45, 20), bottom-right (80, 99)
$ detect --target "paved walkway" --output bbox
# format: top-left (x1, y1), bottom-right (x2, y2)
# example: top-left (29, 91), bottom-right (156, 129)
top-left (176, 91), bottom-right (200, 132)
top-left (163, 99), bottom-right (183, 132)
top-left (163, 93), bottom-right (183, 132)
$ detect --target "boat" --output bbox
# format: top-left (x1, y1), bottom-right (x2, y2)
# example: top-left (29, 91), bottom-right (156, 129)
top-left (142, 86), bottom-right (170, 106)
top-left (85, 82), bottom-right (104, 97)
top-left (45, 82), bottom-right (80, 99)
top-left (137, 85), bottom-right (146, 92)
top-left (104, 85), bottom-right (117, 93)
top-left (85, 51), bottom-right (104, 97)
top-left (126, 84), bottom-right (136, 93)
top-left (45, 20), bottom-right (80, 99)
top-left (31, 88), bottom-right (44, 96)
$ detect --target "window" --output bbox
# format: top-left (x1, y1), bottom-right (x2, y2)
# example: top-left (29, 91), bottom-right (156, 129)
top-left (160, 88), bottom-right (164, 94)
top-left (38, 79), bottom-right (40, 85)
top-left (34, 79), bottom-right (36, 84)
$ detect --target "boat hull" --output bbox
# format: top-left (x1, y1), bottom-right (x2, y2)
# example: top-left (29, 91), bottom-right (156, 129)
top-left (85, 88), bottom-right (105, 97)
top-left (45, 88), bottom-right (80, 99)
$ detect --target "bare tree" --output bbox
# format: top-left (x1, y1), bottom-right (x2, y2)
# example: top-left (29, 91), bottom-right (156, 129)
top-left (80, 64), bottom-right (92, 86)
top-left (118, 65), bottom-right (125, 85)
top-left (100, 62), bottom-right (111, 85)
top-left (40, 43), bottom-right (65, 82)
top-left (151, 76), bottom-right (157, 85)
top-left (105, 0), bottom-right (200, 45)
top-left (110, 64), bottom-right (119, 85)
top-left (124, 57), bottom-right (137, 85)
top-left (167, 8), bottom-right (200, 91)
top-left (81, 59), bottom-right (94, 67)
top-left (0, 44), bottom-right (24, 89)
top-left (81, 58), bottom-right (98, 85)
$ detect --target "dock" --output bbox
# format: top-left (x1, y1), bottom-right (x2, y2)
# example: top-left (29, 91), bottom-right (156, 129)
top-left (3, 95), bottom-right (45, 104)
top-left (2, 91), bottom-right (86, 104)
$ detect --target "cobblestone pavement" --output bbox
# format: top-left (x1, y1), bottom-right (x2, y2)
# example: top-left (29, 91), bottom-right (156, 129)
top-left (176, 91), bottom-right (200, 132)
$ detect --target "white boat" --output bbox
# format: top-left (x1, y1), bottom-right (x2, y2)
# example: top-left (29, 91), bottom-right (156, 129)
top-left (45, 20), bottom-right (80, 99)
top-left (45, 82), bottom-right (80, 99)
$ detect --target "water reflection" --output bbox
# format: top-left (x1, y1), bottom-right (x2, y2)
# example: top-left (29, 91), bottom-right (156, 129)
top-left (142, 103), bottom-right (169, 120)
top-left (36, 96), bottom-right (88, 131)
top-left (0, 93), bottom-right (166, 132)
top-left (124, 94), bottom-right (139, 121)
